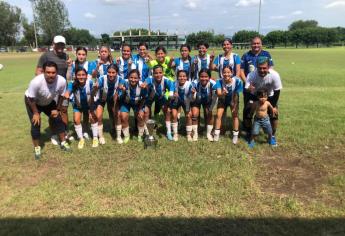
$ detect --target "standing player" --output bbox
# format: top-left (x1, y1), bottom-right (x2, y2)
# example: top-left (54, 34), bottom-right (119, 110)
top-left (190, 69), bottom-right (217, 141)
top-left (191, 42), bottom-right (212, 81)
top-left (95, 64), bottom-right (123, 145)
top-left (92, 46), bottom-right (114, 79)
top-left (210, 39), bottom-right (241, 78)
top-left (67, 47), bottom-right (96, 82)
top-left (168, 44), bottom-right (192, 81)
top-left (133, 42), bottom-right (150, 82)
top-left (147, 46), bottom-right (175, 81)
top-left (170, 70), bottom-right (193, 141)
top-left (213, 66), bottom-right (243, 143)
top-left (118, 69), bottom-right (148, 143)
top-left (66, 68), bottom-right (99, 149)
top-left (116, 43), bottom-right (135, 81)
top-left (25, 61), bottom-right (70, 159)
top-left (144, 65), bottom-right (175, 140)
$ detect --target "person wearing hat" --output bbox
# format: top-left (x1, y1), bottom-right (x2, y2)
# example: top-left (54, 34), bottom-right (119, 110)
top-left (35, 35), bottom-right (73, 144)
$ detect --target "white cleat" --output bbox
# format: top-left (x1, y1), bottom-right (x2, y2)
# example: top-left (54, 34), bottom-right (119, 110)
top-left (51, 135), bottom-right (59, 146)
top-left (207, 134), bottom-right (214, 142)
top-left (99, 137), bottom-right (106, 145)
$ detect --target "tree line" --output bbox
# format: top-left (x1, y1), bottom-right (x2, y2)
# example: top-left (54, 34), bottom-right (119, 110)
top-left (1, 0), bottom-right (344, 49)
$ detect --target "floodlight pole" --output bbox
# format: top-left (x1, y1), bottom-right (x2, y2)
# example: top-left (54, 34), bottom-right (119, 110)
top-left (258, 0), bottom-right (262, 34)
top-left (148, 0), bottom-right (151, 35)
top-left (29, 0), bottom-right (39, 49)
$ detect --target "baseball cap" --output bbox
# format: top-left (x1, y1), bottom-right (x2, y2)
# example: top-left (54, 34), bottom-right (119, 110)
top-left (53, 35), bottom-right (66, 44)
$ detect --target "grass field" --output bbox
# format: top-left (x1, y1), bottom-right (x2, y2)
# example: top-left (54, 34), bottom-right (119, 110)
top-left (0, 48), bottom-right (344, 235)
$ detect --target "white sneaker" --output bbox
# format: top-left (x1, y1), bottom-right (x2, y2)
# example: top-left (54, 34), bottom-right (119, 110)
top-left (51, 135), bottom-right (59, 146)
top-left (99, 137), bottom-right (106, 145)
top-left (207, 133), bottom-right (214, 142)
top-left (83, 132), bottom-right (90, 140)
top-left (213, 133), bottom-right (220, 142)
top-left (232, 135), bottom-right (239, 144)
top-left (187, 134), bottom-right (193, 142)
top-left (173, 134), bottom-right (178, 142)
top-left (117, 137), bottom-right (123, 144)
top-left (192, 133), bottom-right (198, 142)
top-left (92, 138), bottom-right (99, 148)
top-left (65, 134), bottom-right (74, 142)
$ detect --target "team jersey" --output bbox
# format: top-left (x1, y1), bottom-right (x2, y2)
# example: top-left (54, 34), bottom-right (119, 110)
top-left (97, 75), bottom-right (122, 102)
top-left (192, 79), bottom-right (216, 103)
top-left (93, 59), bottom-right (112, 78)
top-left (192, 54), bottom-right (211, 81)
top-left (213, 53), bottom-right (241, 78)
top-left (117, 56), bottom-right (136, 81)
top-left (25, 74), bottom-right (66, 106)
top-left (241, 50), bottom-right (274, 76)
top-left (245, 69), bottom-right (282, 97)
top-left (145, 76), bottom-right (175, 100)
top-left (174, 81), bottom-right (193, 103)
top-left (67, 78), bottom-right (94, 109)
top-left (173, 57), bottom-right (192, 81)
top-left (132, 54), bottom-right (150, 82)
top-left (118, 80), bottom-right (148, 105)
top-left (71, 61), bottom-right (96, 81)
top-left (214, 76), bottom-right (243, 102)
top-left (148, 57), bottom-right (175, 81)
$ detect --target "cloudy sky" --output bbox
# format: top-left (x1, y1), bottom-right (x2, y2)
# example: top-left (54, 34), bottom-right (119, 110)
top-left (9, 0), bottom-right (345, 37)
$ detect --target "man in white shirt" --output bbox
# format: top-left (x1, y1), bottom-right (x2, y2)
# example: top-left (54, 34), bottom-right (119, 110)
top-left (25, 61), bottom-right (71, 159)
top-left (244, 56), bottom-right (282, 146)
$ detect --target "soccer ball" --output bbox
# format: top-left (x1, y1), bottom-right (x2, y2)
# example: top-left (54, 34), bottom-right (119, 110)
top-left (0, 64), bottom-right (3, 71)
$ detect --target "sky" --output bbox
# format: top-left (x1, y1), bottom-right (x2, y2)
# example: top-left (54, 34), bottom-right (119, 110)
top-left (8, 0), bottom-right (345, 37)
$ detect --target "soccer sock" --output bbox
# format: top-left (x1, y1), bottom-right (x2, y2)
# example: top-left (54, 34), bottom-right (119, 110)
top-left (233, 130), bottom-right (239, 136)
top-left (98, 124), bottom-right (104, 138)
top-left (91, 123), bottom-right (98, 138)
top-left (122, 126), bottom-right (130, 138)
top-left (214, 129), bottom-right (221, 136)
top-left (74, 124), bottom-right (83, 139)
top-left (138, 126), bottom-right (145, 136)
top-left (166, 121), bottom-right (172, 134)
top-left (144, 125), bottom-right (149, 135)
top-left (186, 125), bottom-right (192, 135)
top-left (116, 125), bottom-right (122, 139)
top-left (207, 125), bottom-right (213, 136)
top-left (192, 125), bottom-right (198, 135)
top-left (172, 122), bottom-right (178, 135)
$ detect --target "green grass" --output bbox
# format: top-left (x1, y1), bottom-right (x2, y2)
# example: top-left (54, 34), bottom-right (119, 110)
top-left (0, 48), bottom-right (344, 235)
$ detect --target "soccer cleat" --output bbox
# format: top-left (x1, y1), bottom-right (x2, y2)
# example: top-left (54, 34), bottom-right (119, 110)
top-left (83, 132), bottom-right (90, 140)
top-left (60, 141), bottom-right (71, 152)
top-left (34, 146), bottom-right (41, 160)
top-left (269, 136), bottom-right (278, 147)
top-left (192, 133), bottom-right (198, 142)
top-left (207, 133), bottom-right (214, 142)
top-left (166, 132), bottom-right (173, 141)
top-left (248, 140), bottom-right (255, 148)
top-left (92, 138), bottom-right (99, 148)
top-left (117, 137), bottom-right (124, 144)
top-left (187, 134), bottom-right (193, 142)
top-left (123, 136), bottom-right (130, 144)
top-left (138, 135), bottom-right (143, 143)
top-left (65, 134), bottom-right (75, 142)
top-left (173, 134), bottom-right (178, 142)
top-left (213, 133), bottom-right (220, 142)
top-left (51, 135), bottom-right (59, 146)
top-left (99, 137), bottom-right (106, 145)
top-left (78, 139), bottom-right (85, 149)
top-left (232, 135), bottom-right (239, 145)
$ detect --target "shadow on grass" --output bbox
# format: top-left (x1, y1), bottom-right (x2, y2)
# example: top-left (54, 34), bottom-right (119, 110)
top-left (1, 217), bottom-right (345, 235)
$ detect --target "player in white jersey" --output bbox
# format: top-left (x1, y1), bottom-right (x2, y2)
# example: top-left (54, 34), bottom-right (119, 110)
top-left (168, 44), bottom-right (193, 81)
top-left (91, 46), bottom-right (114, 79)
top-left (191, 42), bottom-right (212, 81)
top-left (25, 61), bottom-right (70, 159)
top-left (116, 43), bottom-right (136, 81)
top-left (170, 70), bottom-right (193, 141)
top-left (67, 47), bottom-right (96, 82)
top-left (133, 42), bottom-right (150, 82)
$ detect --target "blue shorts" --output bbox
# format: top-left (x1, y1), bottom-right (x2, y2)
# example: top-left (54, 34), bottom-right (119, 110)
top-left (252, 115), bottom-right (272, 136)
top-left (145, 96), bottom-right (167, 109)
top-left (72, 103), bottom-right (96, 113)
top-left (170, 99), bottom-right (190, 112)
top-left (217, 97), bottom-right (233, 108)
top-left (120, 102), bottom-right (144, 113)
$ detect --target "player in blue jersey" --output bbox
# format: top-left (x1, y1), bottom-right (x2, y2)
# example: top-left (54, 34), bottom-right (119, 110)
top-left (190, 69), bottom-right (217, 141)
top-left (116, 43), bottom-right (135, 81)
top-left (168, 44), bottom-right (192, 81)
top-left (118, 69), bottom-right (148, 143)
top-left (191, 42), bottom-right (212, 81)
top-left (67, 47), bottom-right (96, 82)
top-left (91, 46), bottom-right (114, 79)
top-left (170, 70), bottom-right (193, 141)
top-left (133, 42), bottom-right (150, 82)
top-left (144, 65), bottom-right (175, 140)
top-left (213, 66), bottom-right (243, 144)
top-left (210, 39), bottom-right (241, 78)
top-left (65, 68), bottom-right (99, 149)
top-left (95, 64), bottom-right (122, 145)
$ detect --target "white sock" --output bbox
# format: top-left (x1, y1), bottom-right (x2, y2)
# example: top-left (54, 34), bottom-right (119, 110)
top-left (122, 126), bottom-right (130, 138)
top-left (192, 125), bottom-right (198, 134)
top-left (91, 123), bottom-right (98, 138)
top-left (74, 124), bottom-right (83, 139)
top-left (214, 129), bottom-right (221, 135)
top-left (233, 130), bottom-right (239, 136)
top-left (116, 125), bottom-right (122, 138)
top-left (144, 125), bottom-right (149, 135)
top-left (98, 124), bottom-right (104, 138)
top-left (207, 125), bottom-right (213, 135)
top-left (177, 112), bottom-right (181, 120)
top-left (138, 126), bottom-right (145, 136)
top-left (166, 121), bottom-right (172, 134)
top-left (186, 125), bottom-right (192, 135)
top-left (172, 122), bottom-right (178, 135)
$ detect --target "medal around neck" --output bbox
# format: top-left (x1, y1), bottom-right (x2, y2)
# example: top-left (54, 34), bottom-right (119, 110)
top-left (144, 119), bottom-right (158, 149)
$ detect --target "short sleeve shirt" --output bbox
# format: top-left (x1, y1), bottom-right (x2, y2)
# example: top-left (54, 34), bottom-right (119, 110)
top-left (245, 69), bottom-right (282, 97)
top-left (241, 50), bottom-right (274, 76)
top-left (37, 51), bottom-right (69, 78)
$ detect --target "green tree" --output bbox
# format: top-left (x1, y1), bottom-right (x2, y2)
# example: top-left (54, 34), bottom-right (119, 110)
top-left (100, 33), bottom-right (111, 45)
top-left (21, 17), bottom-right (38, 48)
top-left (33, 0), bottom-right (70, 45)
top-left (0, 1), bottom-right (22, 46)
top-left (288, 29), bottom-right (303, 48)
top-left (232, 30), bottom-right (262, 44)
top-left (64, 27), bottom-right (97, 46)
top-left (186, 31), bottom-right (214, 48)
top-left (288, 20), bottom-right (318, 31)
top-left (264, 30), bottom-right (286, 48)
